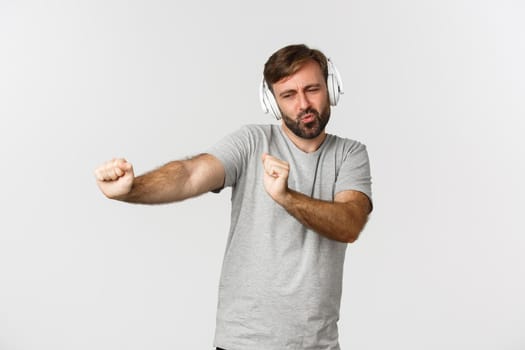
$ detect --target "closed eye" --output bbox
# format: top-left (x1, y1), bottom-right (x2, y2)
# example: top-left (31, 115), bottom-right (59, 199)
top-left (280, 92), bottom-right (296, 99)
top-left (306, 84), bottom-right (322, 93)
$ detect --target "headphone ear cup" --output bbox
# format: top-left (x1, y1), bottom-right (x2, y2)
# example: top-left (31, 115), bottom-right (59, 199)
top-left (266, 91), bottom-right (282, 120)
top-left (327, 58), bottom-right (343, 106)
top-left (260, 79), bottom-right (282, 120)
top-left (327, 74), bottom-right (337, 106)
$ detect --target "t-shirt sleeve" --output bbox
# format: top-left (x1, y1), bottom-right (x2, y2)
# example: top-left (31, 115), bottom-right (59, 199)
top-left (206, 125), bottom-right (255, 190)
top-left (334, 142), bottom-right (373, 206)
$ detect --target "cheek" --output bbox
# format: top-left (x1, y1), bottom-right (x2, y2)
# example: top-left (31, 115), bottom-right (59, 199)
top-left (278, 100), bottom-right (298, 116)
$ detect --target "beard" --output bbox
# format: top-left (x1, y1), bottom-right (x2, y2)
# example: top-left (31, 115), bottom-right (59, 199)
top-left (282, 104), bottom-right (331, 140)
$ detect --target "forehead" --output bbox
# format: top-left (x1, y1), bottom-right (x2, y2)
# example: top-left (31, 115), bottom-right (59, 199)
top-left (272, 60), bottom-right (325, 91)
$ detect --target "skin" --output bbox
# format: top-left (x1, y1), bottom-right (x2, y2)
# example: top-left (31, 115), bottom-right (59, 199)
top-left (94, 155), bottom-right (224, 204)
top-left (261, 152), bottom-right (370, 243)
top-left (274, 60), bottom-right (332, 148)
top-left (95, 59), bottom-right (371, 243)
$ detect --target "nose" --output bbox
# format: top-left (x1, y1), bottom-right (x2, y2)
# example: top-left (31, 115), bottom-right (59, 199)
top-left (297, 91), bottom-right (311, 110)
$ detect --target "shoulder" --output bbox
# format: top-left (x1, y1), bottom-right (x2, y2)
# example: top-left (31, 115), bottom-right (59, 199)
top-left (208, 124), bottom-right (276, 157)
top-left (239, 123), bottom-right (276, 136)
top-left (228, 124), bottom-right (278, 144)
top-left (325, 133), bottom-right (368, 156)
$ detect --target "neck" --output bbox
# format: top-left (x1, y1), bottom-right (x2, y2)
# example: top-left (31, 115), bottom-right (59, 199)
top-left (280, 124), bottom-right (327, 153)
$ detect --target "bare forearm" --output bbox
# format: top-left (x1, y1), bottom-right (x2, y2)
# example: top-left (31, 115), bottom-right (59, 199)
top-left (96, 154), bottom-right (224, 204)
top-left (279, 190), bottom-right (368, 243)
top-left (119, 161), bottom-right (193, 204)
top-left (261, 153), bottom-right (370, 242)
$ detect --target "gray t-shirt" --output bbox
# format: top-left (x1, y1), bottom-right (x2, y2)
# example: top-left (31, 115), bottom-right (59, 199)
top-left (207, 124), bottom-right (372, 350)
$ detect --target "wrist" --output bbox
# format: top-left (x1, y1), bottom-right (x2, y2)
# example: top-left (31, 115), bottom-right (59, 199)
top-left (275, 188), bottom-right (293, 208)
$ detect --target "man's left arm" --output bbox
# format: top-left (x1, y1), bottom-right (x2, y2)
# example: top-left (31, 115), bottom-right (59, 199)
top-left (262, 153), bottom-right (372, 243)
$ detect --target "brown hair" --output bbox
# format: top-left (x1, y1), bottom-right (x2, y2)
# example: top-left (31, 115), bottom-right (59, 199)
top-left (263, 44), bottom-right (329, 92)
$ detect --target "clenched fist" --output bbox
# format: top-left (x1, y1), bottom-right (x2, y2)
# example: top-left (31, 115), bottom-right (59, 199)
top-left (261, 153), bottom-right (290, 205)
top-left (94, 158), bottom-right (134, 199)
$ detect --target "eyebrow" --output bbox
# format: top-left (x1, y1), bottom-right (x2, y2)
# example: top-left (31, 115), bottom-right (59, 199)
top-left (278, 83), bottom-right (322, 98)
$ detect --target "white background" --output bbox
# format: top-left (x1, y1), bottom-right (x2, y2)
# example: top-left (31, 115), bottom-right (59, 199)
top-left (1, 0), bottom-right (524, 349)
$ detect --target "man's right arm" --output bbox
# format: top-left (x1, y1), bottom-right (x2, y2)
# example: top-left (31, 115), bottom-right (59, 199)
top-left (94, 154), bottom-right (225, 204)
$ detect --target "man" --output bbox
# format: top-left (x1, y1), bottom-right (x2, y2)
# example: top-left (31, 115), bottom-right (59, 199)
top-left (95, 44), bottom-right (372, 350)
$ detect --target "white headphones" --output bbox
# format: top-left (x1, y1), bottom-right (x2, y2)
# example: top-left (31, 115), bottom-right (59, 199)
top-left (259, 58), bottom-right (344, 120)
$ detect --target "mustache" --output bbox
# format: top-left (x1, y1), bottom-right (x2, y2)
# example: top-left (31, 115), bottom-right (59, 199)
top-left (297, 107), bottom-right (320, 119)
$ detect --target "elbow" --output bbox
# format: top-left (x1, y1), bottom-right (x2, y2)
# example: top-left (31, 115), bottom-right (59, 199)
top-left (342, 214), bottom-right (369, 243)
top-left (341, 221), bottom-right (367, 243)
top-left (331, 226), bottom-right (361, 243)
top-left (343, 231), bottom-right (360, 244)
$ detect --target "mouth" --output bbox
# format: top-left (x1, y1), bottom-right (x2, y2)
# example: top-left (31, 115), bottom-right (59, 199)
top-left (301, 114), bottom-right (316, 124)
top-left (298, 107), bottom-right (320, 124)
